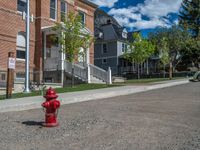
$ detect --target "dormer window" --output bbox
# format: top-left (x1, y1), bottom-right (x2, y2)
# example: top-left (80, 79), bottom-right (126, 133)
top-left (122, 28), bottom-right (127, 39)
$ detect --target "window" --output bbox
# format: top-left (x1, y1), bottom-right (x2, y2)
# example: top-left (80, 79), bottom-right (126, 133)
top-left (1, 74), bottom-right (5, 81)
top-left (60, 1), bottom-right (66, 22)
top-left (17, 0), bottom-right (26, 12)
top-left (102, 59), bottom-right (107, 64)
top-left (122, 28), bottom-right (127, 39)
top-left (16, 72), bottom-right (25, 81)
top-left (16, 32), bottom-right (26, 60)
top-left (102, 43), bottom-right (107, 53)
top-left (122, 43), bottom-right (127, 52)
top-left (50, 0), bottom-right (57, 20)
top-left (79, 11), bottom-right (85, 25)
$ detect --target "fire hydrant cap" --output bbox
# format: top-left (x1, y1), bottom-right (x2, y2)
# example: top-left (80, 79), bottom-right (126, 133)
top-left (44, 87), bottom-right (58, 99)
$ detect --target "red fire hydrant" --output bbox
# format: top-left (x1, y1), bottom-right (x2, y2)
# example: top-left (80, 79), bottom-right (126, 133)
top-left (42, 87), bottom-right (60, 127)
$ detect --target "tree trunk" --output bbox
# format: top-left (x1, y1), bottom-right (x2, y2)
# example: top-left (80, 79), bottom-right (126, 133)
top-left (132, 62), bottom-right (134, 74)
top-left (163, 64), bottom-right (166, 78)
top-left (137, 64), bottom-right (140, 79)
top-left (169, 62), bottom-right (173, 80)
top-left (146, 59), bottom-right (149, 75)
top-left (71, 63), bottom-right (75, 87)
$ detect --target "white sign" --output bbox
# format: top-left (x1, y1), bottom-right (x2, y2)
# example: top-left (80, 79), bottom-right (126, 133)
top-left (8, 57), bottom-right (16, 69)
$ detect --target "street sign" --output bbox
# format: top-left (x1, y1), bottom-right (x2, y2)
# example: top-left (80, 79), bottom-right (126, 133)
top-left (8, 57), bottom-right (16, 69)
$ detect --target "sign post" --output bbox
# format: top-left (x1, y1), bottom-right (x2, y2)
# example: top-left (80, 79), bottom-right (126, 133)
top-left (6, 52), bottom-right (15, 99)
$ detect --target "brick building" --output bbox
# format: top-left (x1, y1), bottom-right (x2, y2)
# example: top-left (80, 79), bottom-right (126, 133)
top-left (0, 0), bottom-right (97, 84)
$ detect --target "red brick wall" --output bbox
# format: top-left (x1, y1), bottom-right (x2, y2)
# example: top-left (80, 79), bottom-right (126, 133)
top-left (0, 0), bottom-right (96, 75)
top-left (0, 0), bottom-right (36, 72)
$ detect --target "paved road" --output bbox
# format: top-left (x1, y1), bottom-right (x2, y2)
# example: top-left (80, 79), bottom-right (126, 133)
top-left (0, 82), bottom-right (200, 150)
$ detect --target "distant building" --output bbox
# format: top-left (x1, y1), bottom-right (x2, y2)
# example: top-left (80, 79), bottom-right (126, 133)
top-left (94, 9), bottom-right (132, 75)
top-left (94, 9), bottom-right (162, 77)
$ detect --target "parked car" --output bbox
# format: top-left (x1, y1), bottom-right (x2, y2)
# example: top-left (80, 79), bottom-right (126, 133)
top-left (189, 71), bottom-right (200, 82)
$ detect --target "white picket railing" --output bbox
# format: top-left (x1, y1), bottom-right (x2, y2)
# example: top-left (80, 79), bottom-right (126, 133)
top-left (89, 64), bottom-right (108, 82)
top-left (64, 61), bottom-right (87, 81)
top-left (64, 61), bottom-right (112, 84)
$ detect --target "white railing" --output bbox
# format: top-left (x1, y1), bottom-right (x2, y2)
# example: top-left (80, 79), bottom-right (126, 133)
top-left (64, 61), bottom-right (112, 84)
top-left (64, 61), bottom-right (87, 81)
top-left (89, 64), bottom-right (112, 84)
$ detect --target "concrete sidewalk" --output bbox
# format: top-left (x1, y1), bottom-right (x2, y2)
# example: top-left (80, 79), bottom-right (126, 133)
top-left (0, 79), bottom-right (189, 113)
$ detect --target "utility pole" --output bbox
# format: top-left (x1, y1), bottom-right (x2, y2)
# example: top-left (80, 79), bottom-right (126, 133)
top-left (24, 0), bottom-right (30, 93)
top-left (6, 52), bottom-right (15, 98)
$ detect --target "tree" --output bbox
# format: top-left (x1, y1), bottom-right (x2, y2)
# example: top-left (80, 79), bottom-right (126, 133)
top-left (124, 32), bottom-right (155, 79)
top-left (54, 12), bottom-right (93, 86)
top-left (159, 37), bottom-right (170, 78)
top-left (179, 0), bottom-right (200, 37)
top-left (180, 36), bottom-right (200, 69)
top-left (148, 26), bottom-right (189, 79)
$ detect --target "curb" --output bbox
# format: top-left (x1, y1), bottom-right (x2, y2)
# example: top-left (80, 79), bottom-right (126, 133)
top-left (0, 79), bottom-right (189, 113)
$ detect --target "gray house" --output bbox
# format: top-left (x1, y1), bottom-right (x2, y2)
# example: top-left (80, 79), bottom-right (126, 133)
top-left (94, 9), bottom-right (161, 77)
top-left (94, 9), bottom-right (131, 75)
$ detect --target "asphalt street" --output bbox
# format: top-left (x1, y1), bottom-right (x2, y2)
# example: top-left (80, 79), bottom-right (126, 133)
top-left (0, 82), bottom-right (199, 150)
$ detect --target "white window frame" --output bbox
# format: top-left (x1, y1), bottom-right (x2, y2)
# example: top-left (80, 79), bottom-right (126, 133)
top-left (122, 43), bottom-right (127, 53)
top-left (16, 32), bottom-right (26, 61)
top-left (60, 0), bottom-right (67, 22)
top-left (78, 11), bottom-right (86, 25)
top-left (50, 0), bottom-right (57, 20)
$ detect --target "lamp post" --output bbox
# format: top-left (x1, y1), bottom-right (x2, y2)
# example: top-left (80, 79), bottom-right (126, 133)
top-left (24, 0), bottom-right (30, 93)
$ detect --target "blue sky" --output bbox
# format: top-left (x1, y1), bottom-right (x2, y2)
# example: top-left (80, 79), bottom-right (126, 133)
top-left (89, 0), bottom-right (182, 37)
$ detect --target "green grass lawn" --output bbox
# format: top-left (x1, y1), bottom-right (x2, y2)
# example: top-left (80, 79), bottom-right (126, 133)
top-left (125, 77), bottom-right (185, 84)
top-left (0, 84), bottom-right (120, 100)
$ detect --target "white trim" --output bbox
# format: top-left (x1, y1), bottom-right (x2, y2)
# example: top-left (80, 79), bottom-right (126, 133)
top-left (75, 6), bottom-right (88, 14)
top-left (41, 25), bottom-right (55, 30)
top-left (86, 47), bottom-right (90, 64)
top-left (16, 58), bottom-right (25, 62)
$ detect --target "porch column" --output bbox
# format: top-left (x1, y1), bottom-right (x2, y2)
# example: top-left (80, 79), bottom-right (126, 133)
top-left (86, 47), bottom-right (90, 64)
top-left (61, 31), bottom-right (65, 86)
top-left (43, 32), bottom-right (47, 60)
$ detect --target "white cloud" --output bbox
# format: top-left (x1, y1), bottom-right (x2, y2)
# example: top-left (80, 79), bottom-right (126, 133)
top-left (89, 0), bottom-right (118, 8)
top-left (108, 0), bottom-right (182, 30)
top-left (139, 0), bottom-right (182, 18)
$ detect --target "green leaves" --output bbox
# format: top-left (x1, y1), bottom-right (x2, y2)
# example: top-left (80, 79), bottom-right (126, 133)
top-left (179, 0), bottom-right (200, 37)
top-left (124, 32), bottom-right (155, 64)
top-left (53, 12), bottom-right (93, 63)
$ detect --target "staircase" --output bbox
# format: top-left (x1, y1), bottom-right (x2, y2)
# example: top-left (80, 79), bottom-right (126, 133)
top-left (64, 61), bottom-right (112, 84)
top-left (90, 75), bottom-right (106, 84)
